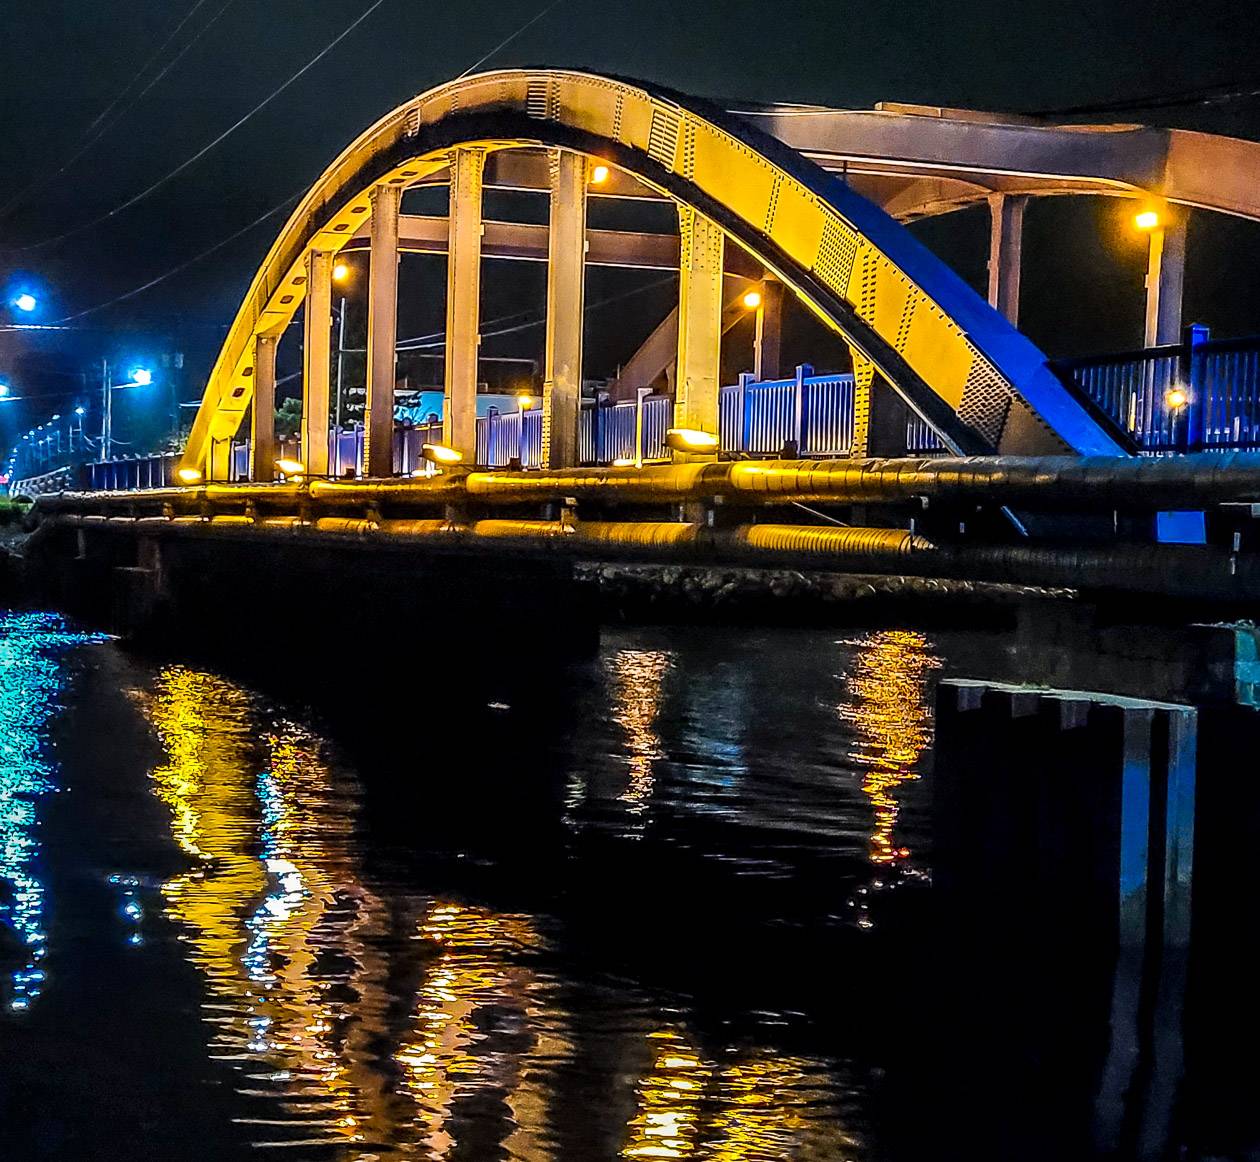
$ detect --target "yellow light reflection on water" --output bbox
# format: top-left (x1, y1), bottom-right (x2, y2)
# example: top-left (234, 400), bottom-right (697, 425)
top-left (838, 630), bottom-right (941, 867)
top-left (139, 663), bottom-right (564, 1156)
top-left (609, 649), bottom-right (673, 811)
top-left (397, 900), bottom-right (554, 1156)
top-left (139, 666), bottom-right (376, 1148)
top-left (621, 1029), bottom-right (847, 1160)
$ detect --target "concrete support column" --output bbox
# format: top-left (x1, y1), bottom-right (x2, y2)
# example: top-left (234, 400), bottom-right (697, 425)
top-left (250, 333), bottom-right (278, 483)
top-left (1144, 214), bottom-right (1187, 348)
top-left (365, 183), bottom-right (400, 478)
top-left (674, 205), bottom-right (724, 452)
top-left (987, 193), bottom-right (1026, 325)
top-left (542, 150), bottom-right (587, 468)
top-left (444, 147), bottom-right (485, 460)
top-left (753, 278), bottom-right (783, 381)
top-left (302, 249), bottom-right (333, 477)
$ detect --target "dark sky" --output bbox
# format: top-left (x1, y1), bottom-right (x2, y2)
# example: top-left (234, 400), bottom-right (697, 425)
top-left (1, 0), bottom-right (1258, 448)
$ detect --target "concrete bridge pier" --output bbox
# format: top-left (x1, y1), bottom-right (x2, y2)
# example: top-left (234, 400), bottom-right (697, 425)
top-left (673, 205), bottom-right (724, 456)
top-left (302, 249), bottom-right (334, 477)
top-left (444, 147), bottom-right (486, 461)
top-left (541, 150), bottom-right (587, 469)
top-left (934, 680), bottom-right (1196, 1159)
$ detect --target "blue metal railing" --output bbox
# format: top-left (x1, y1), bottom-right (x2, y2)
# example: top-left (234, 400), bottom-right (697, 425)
top-left (1054, 330), bottom-right (1260, 454)
top-left (81, 367), bottom-right (953, 488)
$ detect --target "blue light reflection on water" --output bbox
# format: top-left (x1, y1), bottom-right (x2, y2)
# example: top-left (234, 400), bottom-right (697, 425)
top-left (0, 610), bottom-right (106, 1012)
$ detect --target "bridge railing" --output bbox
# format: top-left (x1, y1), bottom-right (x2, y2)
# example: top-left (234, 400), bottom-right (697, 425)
top-left (82, 368), bottom-right (962, 489)
top-left (1053, 329), bottom-right (1260, 453)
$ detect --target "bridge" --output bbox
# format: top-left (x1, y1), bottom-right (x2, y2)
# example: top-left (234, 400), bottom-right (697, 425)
top-left (17, 67), bottom-right (1260, 621)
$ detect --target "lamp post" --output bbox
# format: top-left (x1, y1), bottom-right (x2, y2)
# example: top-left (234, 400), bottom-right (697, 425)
top-left (331, 261), bottom-right (351, 473)
top-left (100, 362), bottom-right (154, 462)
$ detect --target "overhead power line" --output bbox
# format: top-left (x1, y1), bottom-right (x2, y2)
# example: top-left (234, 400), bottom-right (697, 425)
top-left (30, 0), bottom-right (571, 327)
top-left (4, 0), bottom-right (391, 253)
top-left (0, 0), bottom-right (239, 220)
top-left (1030, 78), bottom-right (1260, 117)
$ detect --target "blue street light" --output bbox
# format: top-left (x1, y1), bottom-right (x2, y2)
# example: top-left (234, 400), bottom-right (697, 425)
top-left (74, 406), bottom-right (85, 417)
top-left (13, 294), bottom-right (36, 313)
top-left (130, 367), bottom-right (153, 386)
top-left (0, 384), bottom-right (9, 399)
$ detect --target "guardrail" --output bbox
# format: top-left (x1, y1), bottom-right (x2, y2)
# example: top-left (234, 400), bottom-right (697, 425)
top-left (80, 367), bottom-right (955, 489)
top-left (1054, 328), bottom-right (1260, 453)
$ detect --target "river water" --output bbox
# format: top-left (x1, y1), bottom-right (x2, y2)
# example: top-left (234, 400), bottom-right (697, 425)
top-left (0, 608), bottom-right (1242, 1159)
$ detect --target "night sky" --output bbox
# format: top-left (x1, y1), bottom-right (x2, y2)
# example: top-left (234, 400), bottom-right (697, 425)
top-left (1, 0), bottom-right (1257, 450)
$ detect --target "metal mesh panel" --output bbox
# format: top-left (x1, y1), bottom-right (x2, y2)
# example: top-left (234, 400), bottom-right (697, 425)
top-left (957, 352), bottom-right (1013, 447)
top-left (813, 216), bottom-right (859, 297)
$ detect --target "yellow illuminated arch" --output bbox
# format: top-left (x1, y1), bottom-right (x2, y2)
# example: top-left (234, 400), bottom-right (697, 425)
top-left (182, 69), bottom-right (1123, 474)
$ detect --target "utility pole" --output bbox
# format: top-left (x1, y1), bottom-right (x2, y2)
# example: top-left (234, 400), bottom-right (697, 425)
top-left (100, 358), bottom-right (110, 463)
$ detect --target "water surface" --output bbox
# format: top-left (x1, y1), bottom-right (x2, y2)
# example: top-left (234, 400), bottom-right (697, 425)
top-left (0, 610), bottom-right (1234, 1159)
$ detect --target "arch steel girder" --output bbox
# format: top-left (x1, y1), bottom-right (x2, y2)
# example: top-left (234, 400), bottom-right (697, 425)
top-left (181, 69), bottom-right (1125, 473)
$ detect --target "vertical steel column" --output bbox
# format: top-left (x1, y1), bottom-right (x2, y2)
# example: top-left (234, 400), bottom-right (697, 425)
top-left (444, 147), bottom-right (485, 459)
top-left (250, 333), bottom-right (278, 483)
top-left (753, 278), bottom-right (784, 381)
top-left (302, 249), bottom-right (333, 477)
top-left (1144, 215), bottom-right (1187, 348)
top-left (542, 150), bottom-right (587, 468)
top-left (365, 183), bottom-right (400, 478)
top-left (849, 348), bottom-right (876, 457)
top-left (674, 205), bottom-right (724, 454)
top-left (987, 193), bottom-right (1026, 325)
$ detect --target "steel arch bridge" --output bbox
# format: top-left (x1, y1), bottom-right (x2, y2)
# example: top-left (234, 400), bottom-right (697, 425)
top-left (182, 68), bottom-right (1131, 481)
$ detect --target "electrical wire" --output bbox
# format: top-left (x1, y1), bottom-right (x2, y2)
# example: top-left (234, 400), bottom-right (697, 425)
top-left (48, 189), bottom-right (304, 325)
top-left (1029, 79), bottom-right (1260, 117)
top-left (456, 0), bottom-right (568, 79)
top-left (0, 0), bottom-right (239, 220)
top-left (5, 0), bottom-right (391, 253)
top-left (23, 0), bottom-right (572, 324)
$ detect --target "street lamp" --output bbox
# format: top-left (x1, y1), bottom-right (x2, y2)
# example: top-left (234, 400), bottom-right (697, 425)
top-left (742, 289), bottom-right (763, 310)
top-left (1135, 209), bottom-right (1160, 232)
top-left (0, 384), bottom-right (9, 400)
top-left (589, 163), bottom-right (610, 185)
top-left (12, 294), bottom-right (36, 313)
top-left (100, 361), bottom-right (156, 462)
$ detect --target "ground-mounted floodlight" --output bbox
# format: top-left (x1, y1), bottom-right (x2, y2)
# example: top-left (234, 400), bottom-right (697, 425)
top-left (664, 428), bottom-right (719, 455)
top-left (275, 457), bottom-right (306, 478)
top-left (176, 468), bottom-right (203, 484)
top-left (421, 442), bottom-right (464, 466)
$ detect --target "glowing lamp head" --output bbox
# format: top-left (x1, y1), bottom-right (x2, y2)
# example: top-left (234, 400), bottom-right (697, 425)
top-left (176, 467), bottom-right (203, 485)
top-left (589, 163), bottom-right (610, 185)
top-left (1135, 209), bottom-right (1160, 232)
top-left (421, 442), bottom-right (464, 466)
top-left (0, 384), bottom-right (9, 399)
top-left (13, 294), bottom-right (36, 313)
top-left (130, 368), bottom-right (153, 386)
top-left (74, 406), bottom-right (85, 416)
top-left (611, 457), bottom-right (637, 467)
top-left (516, 393), bottom-right (533, 410)
top-left (742, 289), bottom-right (763, 310)
top-left (275, 457), bottom-right (306, 477)
top-left (1165, 387), bottom-right (1189, 410)
top-left (332, 262), bottom-right (350, 282)
top-left (665, 427), bottom-right (720, 455)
